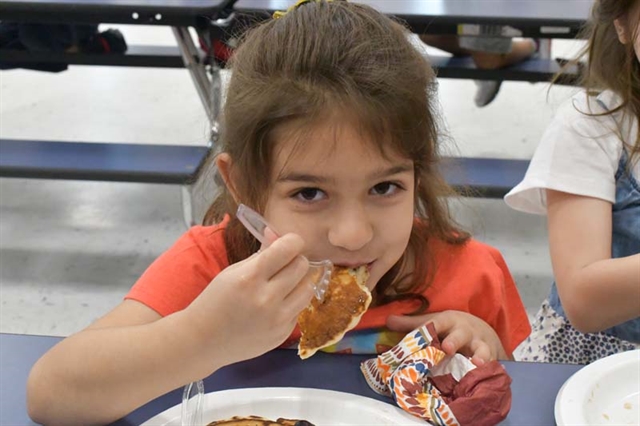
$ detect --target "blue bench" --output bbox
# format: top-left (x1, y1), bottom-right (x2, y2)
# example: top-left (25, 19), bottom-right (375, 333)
top-left (0, 139), bottom-right (212, 226)
top-left (0, 45), bottom-right (580, 85)
top-left (439, 157), bottom-right (529, 198)
top-left (0, 45), bottom-right (188, 70)
top-left (431, 55), bottom-right (580, 84)
top-left (0, 139), bottom-right (526, 199)
top-left (0, 139), bottom-right (210, 184)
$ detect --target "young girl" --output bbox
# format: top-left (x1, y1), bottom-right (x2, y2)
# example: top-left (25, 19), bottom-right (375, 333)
top-left (505, 0), bottom-right (640, 364)
top-left (27, 1), bottom-right (530, 424)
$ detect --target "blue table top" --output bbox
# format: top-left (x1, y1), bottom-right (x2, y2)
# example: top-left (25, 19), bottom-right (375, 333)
top-left (1, 332), bottom-right (583, 425)
top-left (0, 0), bottom-right (591, 32)
top-left (0, 0), bottom-right (234, 26)
top-left (237, 0), bottom-right (591, 26)
top-left (236, 0), bottom-right (591, 39)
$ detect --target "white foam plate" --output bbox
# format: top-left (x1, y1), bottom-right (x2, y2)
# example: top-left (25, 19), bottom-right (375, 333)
top-left (141, 387), bottom-right (425, 426)
top-left (555, 349), bottom-right (640, 425)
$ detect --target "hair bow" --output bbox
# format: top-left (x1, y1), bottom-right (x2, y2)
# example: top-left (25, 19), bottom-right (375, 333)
top-left (273, 0), bottom-right (339, 19)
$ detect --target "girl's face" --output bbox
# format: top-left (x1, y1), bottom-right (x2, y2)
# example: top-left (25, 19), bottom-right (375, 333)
top-left (263, 119), bottom-right (416, 291)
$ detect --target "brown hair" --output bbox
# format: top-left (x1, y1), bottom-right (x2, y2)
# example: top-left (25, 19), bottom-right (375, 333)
top-left (561, 0), bottom-right (640, 161)
top-left (203, 0), bottom-right (469, 311)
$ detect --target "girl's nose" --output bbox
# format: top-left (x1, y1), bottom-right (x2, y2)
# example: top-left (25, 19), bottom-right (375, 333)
top-left (327, 206), bottom-right (373, 251)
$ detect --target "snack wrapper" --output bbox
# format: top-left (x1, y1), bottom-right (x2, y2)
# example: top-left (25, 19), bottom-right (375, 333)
top-left (360, 323), bottom-right (511, 426)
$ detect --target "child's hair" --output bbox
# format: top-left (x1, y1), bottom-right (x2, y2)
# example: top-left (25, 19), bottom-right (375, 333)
top-left (203, 0), bottom-right (468, 310)
top-left (565, 0), bottom-right (639, 160)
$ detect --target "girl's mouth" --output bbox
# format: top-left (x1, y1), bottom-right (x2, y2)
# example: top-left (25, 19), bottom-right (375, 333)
top-left (334, 260), bottom-right (375, 271)
top-left (365, 261), bottom-right (375, 272)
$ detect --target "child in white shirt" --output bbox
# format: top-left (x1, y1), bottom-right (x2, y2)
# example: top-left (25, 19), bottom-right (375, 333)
top-left (505, 0), bottom-right (640, 364)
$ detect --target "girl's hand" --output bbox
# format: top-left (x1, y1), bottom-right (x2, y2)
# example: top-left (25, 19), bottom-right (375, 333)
top-left (386, 310), bottom-right (509, 366)
top-left (186, 233), bottom-right (314, 370)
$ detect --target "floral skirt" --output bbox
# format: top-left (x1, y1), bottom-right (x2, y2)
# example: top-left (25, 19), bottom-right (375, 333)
top-left (515, 299), bottom-right (640, 364)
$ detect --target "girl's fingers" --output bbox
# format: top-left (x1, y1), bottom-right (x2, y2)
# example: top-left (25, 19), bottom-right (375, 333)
top-left (468, 339), bottom-right (493, 365)
top-left (438, 325), bottom-right (474, 356)
top-left (385, 314), bottom-right (428, 332)
top-left (426, 313), bottom-right (457, 337)
top-left (440, 338), bottom-right (458, 356)
top-left (386, 312), bottom-right (502, 363)
top-left (259, 226), bottom-right (280, 251)
top-left (282, 270), bottom-right (316, 312)
top-left (251, 233), bottom-right (305, 279)
top-left (387, 313), bottom-right (472, 355)
top-left (262, 254), bottom-right (309, 300)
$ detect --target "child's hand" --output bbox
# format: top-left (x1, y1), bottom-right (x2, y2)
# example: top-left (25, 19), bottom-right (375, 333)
top-left (186, 233), bottom-right (314, 370)
top-left (386, 310), bottom-right (509, 365)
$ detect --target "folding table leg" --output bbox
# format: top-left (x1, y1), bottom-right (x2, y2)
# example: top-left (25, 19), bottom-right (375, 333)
top-left (172, 27), bottom-right (213, 121)
top-left (181, 184), bottom-right (195, 228)
top-left (208, 62), bottom-right (222, 144)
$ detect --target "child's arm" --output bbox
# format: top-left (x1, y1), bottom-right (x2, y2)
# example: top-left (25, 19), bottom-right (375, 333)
top-left (387, 310), bottom-right (509, 365)
top-left (28, 301), bottom-right (198, 426)
top-left (27, 234), bottom-right (313, 426)
top-left (547, 189), bottom-right (640, 333)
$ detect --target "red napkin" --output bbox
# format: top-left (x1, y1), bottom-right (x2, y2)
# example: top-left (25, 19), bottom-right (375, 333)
top-left (361, 323), bottom-right (511, 426)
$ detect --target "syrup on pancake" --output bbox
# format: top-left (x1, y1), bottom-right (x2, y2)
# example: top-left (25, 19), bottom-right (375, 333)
top-left (297, 265), bottom-right (371, 359)
top-left (207, 416), bottom-right (314, 426)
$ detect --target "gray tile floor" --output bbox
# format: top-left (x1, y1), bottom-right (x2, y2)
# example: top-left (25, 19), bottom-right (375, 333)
top-left (0, 26), bottom-right (584, 337)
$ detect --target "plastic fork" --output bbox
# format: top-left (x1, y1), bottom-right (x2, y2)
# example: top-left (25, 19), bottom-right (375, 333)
top-left (236, 204), bottom-right (333, 301)
top-left (181, 379), bottom-right (204, 426)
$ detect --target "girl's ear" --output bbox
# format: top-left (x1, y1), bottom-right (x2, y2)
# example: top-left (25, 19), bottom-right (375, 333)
top-left (614, 18), bottom-right (629, 44)
top-left (215, 153), bottom-right (240, 202)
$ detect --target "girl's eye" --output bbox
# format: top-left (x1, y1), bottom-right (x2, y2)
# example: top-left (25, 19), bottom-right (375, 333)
top-left (293, 187), bottom-right (326, 202)
top-left (371, 181), bottom-right (401, 196)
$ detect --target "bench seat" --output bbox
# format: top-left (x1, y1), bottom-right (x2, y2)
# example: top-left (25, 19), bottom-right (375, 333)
top-left (440, 156), bottom-right (529, 198)
top-left (0, 139), bottom-right (526, 198)
top-left (0, 139), bottom-right (210, 184)
top-left (0, 45), bottom-right (189, 69)
top-left (1, 45), bottom-right (579, 85)
top-left (430, 55), bottom-right (580, 84)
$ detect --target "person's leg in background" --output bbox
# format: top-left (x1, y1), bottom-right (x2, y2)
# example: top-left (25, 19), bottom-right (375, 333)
top-left (420, 32), bottom-right (538, 107)
top-left (461, 34), bottom-right (537, 107)
top-left (419, 34), bottom-right (471, 57)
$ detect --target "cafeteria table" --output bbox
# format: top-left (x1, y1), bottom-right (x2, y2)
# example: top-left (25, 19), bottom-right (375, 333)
top-left (236, 0), bottom-right (590, 38)
top-left (1, 332), bottom-right (583, 425)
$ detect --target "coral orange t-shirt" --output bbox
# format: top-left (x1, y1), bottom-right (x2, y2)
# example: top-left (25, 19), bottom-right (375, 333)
top-left (126, 217), bottom-right (530, 355)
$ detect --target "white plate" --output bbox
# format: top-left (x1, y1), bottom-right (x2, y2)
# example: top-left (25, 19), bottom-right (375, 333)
top-left (141, 387), bottom-right (425, 426)
top-left (555, 349), bottom-right (640, 425)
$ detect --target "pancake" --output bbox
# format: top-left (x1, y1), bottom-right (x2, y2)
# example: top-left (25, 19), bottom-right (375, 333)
top-left (297, 265), bottom-right (371, 359)
top-left (207, 416), bottom-right (314, 426)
